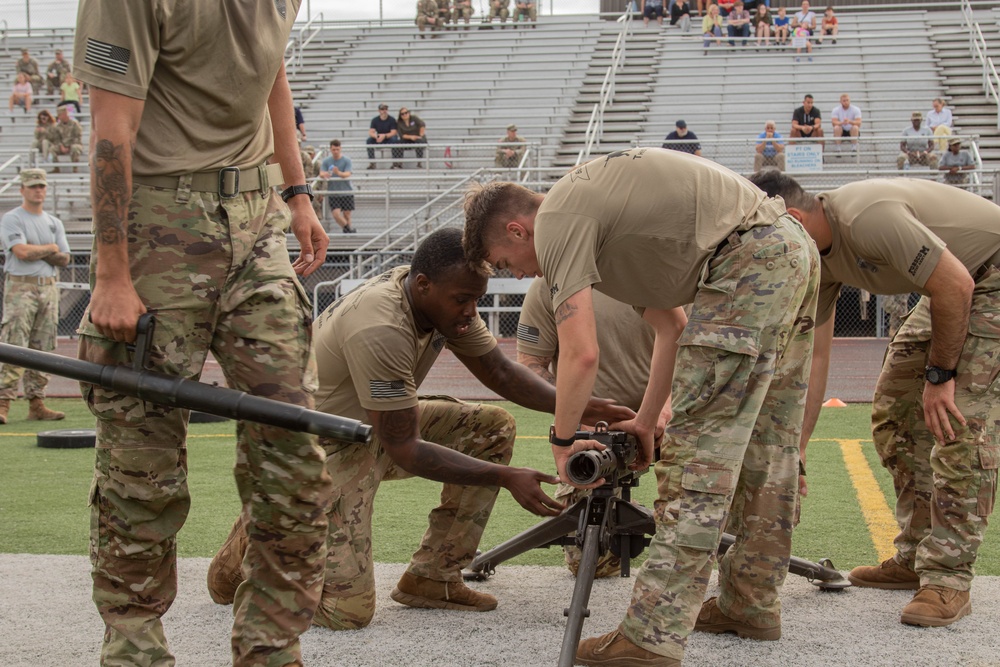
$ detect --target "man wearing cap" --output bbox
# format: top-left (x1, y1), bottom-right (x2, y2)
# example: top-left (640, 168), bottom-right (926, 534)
top-left (45, 49), bottom-right (73, 97)
top-left (662, 119), bottom-right (702, 156)
top-left (45, 106), bottom-right (83, 171)
top-left (939, 138), bottom-right (975, 186)
top-left (750, 170), bottom-right (1000, 630)
top-left (73, 2), bottom-right (330, 666)
top-left (367, 103), bottom-right (401, 169)
top-left (0, 169), bottom-right (69, 424)
top-left (495, 124), bottom-right (526, 168)
top-left (15, 49), bottom-right (43, 95)
top-left (898, 111), bottom-right (939, 171)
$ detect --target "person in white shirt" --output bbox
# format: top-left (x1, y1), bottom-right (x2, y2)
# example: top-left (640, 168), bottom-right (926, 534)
top-left (830, 93), bottom-right (862, 152)
top-left (792, 0), bottom-right (817, 34)
top-left (925, 97), bottom-right (954, 151)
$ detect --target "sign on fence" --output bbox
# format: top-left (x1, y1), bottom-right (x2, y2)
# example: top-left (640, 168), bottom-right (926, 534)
top-left (786, 144), bottom-right (824, 172)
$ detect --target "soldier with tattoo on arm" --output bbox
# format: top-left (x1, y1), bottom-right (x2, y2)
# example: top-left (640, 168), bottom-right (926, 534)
top-left (74, 2), bottom-right (331, 665)
top-left (208, 228), bottom-right (633, 631)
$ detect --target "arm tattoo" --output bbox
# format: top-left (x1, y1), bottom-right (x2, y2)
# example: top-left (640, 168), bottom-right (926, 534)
top-left (92, 139), bottom-right (131, 246)
top-left (554, 301), bottom-right (579, 326)
top-left (21, 247), bottom-right (55, 262)
top-left (518, 352), bottom-right (556, 385)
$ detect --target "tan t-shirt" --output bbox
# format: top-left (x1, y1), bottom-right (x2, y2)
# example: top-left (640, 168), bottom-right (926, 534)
top-left (313, 267), bottom-right (497, 422)
top-left (815, 179), bottom-right (1000, 323)
top-left (535, 147), bottom-right (786, 312)
top-left (517, 278), bottom-right (653, 411)
top-left (73, 0), bottom-right (300, 177)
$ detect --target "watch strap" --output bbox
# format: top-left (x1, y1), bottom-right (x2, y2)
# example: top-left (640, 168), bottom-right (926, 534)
top-left (549, 425), bottom-right (576, 448)
top-left (281, 184), bottom-right (314, 202)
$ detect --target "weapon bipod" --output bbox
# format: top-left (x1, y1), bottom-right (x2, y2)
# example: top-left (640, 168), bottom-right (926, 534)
top-left (463, 476), bottom-right (851, 667)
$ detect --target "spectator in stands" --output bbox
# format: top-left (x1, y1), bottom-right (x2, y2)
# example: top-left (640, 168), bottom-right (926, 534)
top-left (488, 0), bottom-right (511, 25)
top-left (791, 94), bottom-right (824, 143)
top-left (818, 5), bottom-right (838, 44)
top-left (792, 0), bottom-right (817, 35)
top-left (295, 106), bottom-right (307, 141)
top-left (662, 119), bottom-right (702, 156)
top-left (726, 1), bottom-right (751, 46)
top-left (59, 72), bottom-right (83, 115)
top-left (925, 97), bottom-right (954, 151)
top-left (416, 0), bottom-right (441, 36)
top-left (320, 139), bottom-right (357, 234)
top-left (939, 137), bottom-right (975, 186)
top-left (495, 123), bottom-right (526, 168)
top-left (9, 73), bottom-right (33, 114)
top-left (46, 105), bottom-right (83, 171)
top-left (397, 106), bottom-right (428, 168)
top-left (367, 102), bottom-right (401, 169)
top-left (898, 111), bottom-right (939, 171)
top-left (301, 144), bottom-right (324, 218)
top-left (45, 49), bottom-right (72, 97)
top-left (32, 110), bottom-right (54, 160)
top-left (793, 23), bottom-right (813, 62)
top-left (15, 49), bottom-right (43, 96)
top-left (753, 3), bottom-right (774, 48)
top-left (642, 0), bottom-right (666, 27)
top-left (454, 0), bottom-right (475, 28)
top-left (702, 4), bottom-right (724, 52)
top-left (716, 0), bottom-right (736, 17)
top-left (830, 93), bottom-right (862, 152)
top-left (514, 0), bottom-right (537, 25)
top-left (754, 119), bottom-right (785, 171)
top-left (671, 0), bottom-right (693, 32)
top-left (436, 0), bottom-right (453, 30)
top-left (773, 6), bottom-right (791, 45)
top-left (742, 0), bottom-right (769, 13)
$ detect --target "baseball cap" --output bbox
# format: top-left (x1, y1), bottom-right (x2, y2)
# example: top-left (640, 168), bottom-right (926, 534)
top-left (676, 119), bottom-right (687, 129)
top-left (507, 123), bottom-right (518, 131)
top-left (19, 168), bottom-right (47, 187)
top-left (948, 137), bottom-right (962, 146)
top-left (911, 111), bottom-right (923, 120)
top-left (55, 49), bottom-right (63, 54)
top-left (378, 103), bottom-right (389, 110)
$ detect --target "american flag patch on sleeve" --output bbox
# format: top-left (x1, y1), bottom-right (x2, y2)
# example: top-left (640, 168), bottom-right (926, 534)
top-left (517, 323), bottom-right (540, 344)
top-left (370, 379), bottom-right (406, 399)
top-left (84, 38), bottom-right (131, 75)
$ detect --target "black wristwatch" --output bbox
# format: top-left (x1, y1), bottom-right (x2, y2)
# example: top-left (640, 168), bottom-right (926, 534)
top-left (549, 425), bottom-right (576, 448)
top-left (281, 184), bottom-right (314, 203)
top-left (925, 366), bottom-right (957, 385)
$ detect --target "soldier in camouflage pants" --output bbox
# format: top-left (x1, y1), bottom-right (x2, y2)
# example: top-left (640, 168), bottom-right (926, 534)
top-left (0, 280), bottom-right (59, 399)
top-left (871, 268), bottom-right (1000, 593)
top-left (78, 184), bottom-right (332, 667)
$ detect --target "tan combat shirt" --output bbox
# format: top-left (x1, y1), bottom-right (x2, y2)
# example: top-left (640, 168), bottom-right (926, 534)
top-left (518, 278), bottom-right (653, 410)
top-left (418, 0), bottom-right (439, 18)
top-left (313, 267), bottom-right (497, 422)
top-left (815, 179), bottom-right (1000, 324)
top-left (48, 119), bottom-right (83, 147)
top-left (73, 0), bottom-right (300, 177)
top-left (535, 147), bottom-right (785, 312)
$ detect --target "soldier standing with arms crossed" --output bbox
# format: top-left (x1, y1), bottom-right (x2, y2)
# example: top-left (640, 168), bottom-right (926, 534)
top-left (73, 1), bottom-right (331, 665)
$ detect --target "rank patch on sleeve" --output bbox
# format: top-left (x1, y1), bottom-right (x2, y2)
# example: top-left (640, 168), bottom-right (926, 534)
top-left (370, 379), bottom-right (406, 399)
top-left (84, 38), bottom-right (131, 75)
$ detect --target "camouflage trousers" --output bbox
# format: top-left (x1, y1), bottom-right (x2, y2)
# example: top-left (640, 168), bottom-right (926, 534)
top-left (620, 216), bottom-right (819, 661)
top-left (315, 396), bottom-right (515, 631)
top-left (0, 278), bottom-right (59, 400)
top-left (871, 267), bottom-right (1000, 591)
top-left (882, 293), bottom-right (912, 339)
top-left (78, 184), bottom-right (332, 667)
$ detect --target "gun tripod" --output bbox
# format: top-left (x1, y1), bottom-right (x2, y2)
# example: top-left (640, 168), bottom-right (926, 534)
top-left (463, 472), bottom-right (850, 667)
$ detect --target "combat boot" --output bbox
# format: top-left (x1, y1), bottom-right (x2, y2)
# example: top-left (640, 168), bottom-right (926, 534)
top-left (207, 514), bottom-right (249, 605)
top-left (576, 627), bottom-right (680, 666)
top-left (900, 585), bottom-right (971, 627)
top-left (848, 556), bottom-right (920, 590)
top-left (694, 597), bottom-right (781, 640)
top-left (389, 571), bottom-right (497, 612)
top-left (27, 398), bottom-right (64, 421)
top-left (0, 399), bottom-right (9, 425)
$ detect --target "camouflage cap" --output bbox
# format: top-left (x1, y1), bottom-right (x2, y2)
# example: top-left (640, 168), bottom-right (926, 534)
top-left (19, 168), bottom-right (47, 187)
top-left (506, 123), bottom-right (518, 131)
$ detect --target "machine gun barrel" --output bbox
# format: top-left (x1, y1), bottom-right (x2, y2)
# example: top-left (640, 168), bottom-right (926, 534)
top-left (563, 424), bottom-right (637, 486)
top-left (0, 342), bottom-right (371, 444)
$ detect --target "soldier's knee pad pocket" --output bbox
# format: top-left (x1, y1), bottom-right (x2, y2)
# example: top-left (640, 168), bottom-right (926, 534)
top-left (674, 323), bottom-right (759, 419)
top-left (676, 461), bottom-right (734, 551)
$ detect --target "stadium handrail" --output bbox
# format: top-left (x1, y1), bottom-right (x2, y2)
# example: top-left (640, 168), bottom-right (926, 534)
top-left (576, 9), bottom-right (632, 165)
top-left (961, 0), bottom-right (1000, 130)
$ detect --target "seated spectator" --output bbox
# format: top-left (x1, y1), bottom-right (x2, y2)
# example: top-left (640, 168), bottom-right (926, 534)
top-left (366, 102), bottom-right (401, 169)
top-left (717, 0), bottom-right (735, 16)
top-left (830, 93), bottom-right (862, 152)
top-left (790, 94), bottom-right (824, 143)
top-left (397, 107), bottom-right (428, 168)
top-left (642, 0), bottom-right (666, 27)
top-left (436, 0), bottom-right (453, 30)
top-left (9, 73), bottom-right (33, 113)
top-left (416, 0), bottom-right (441, 36)
top-left (670, 0), bottom-right (692, 31)
top-left (818, 5), bottom-right (838, 44)
top-left (46, 105), bottom-right (84, 171)
top-left (15, 49), bottom-right (43, 96)
top-left (320, 139), bottom-right (357, 233)
top-left (897, 111), bottom-right (939, 171)
top-left (295, 106), bottom-right (307, 141)
top-left (514, 0), bottom-right (537, 25)
top-left (45, 49), bottom-right (72, 96)
top-left (488, 0), bottom-right (510, 24)
top-left (754, 119), bottom-right (785, 171)
top-left (753, 3), bottom-right (774, 48)
top-left (662, 119), bottom-right (702, 156)
top-left (925, 97), bottom-right (954, 150)
top-left (939, 137), bottom-right (975, 186)
top-left (59, 73), bottom-right (83, 115)
top-left (32, 110), bottom-right (55, 160)
top-left (301, 143), bottom-right (323, 218)
top-left (727, 1), bottom-right (751, 46)
top-left (702, 4), bottom-right (724, 52)
top-left (792, 0), bottom-right (817, 35)
top-left (495, 124), bottom-right (526, 168)
top-left (773, 6), bottom-right (791, 45)
top-left (793, 24), bottom-right (813, 61)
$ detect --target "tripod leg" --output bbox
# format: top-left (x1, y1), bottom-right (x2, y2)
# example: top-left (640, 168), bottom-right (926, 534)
top-left (717, 533), bottom-right (851, 590)
top-left (465, 500), bottom-right (586, 576)
top-left (558, 524), bottom-right (601, 667)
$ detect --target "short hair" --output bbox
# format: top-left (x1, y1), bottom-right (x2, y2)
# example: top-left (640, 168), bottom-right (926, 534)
top-left (764, 119), bottom-right (776, 128)
top-left (462, 181), bottom-right (539, 272)
top-left (329, 139), bottom-right (341, 148)
top-left (748, 171), bottom-right (817, 212)
top-left (933, 97), bottom-right (946, 105)
top-left (803, 94), bottom-right (814, 101)
top-left (411, 228), bottom-right (478, 283)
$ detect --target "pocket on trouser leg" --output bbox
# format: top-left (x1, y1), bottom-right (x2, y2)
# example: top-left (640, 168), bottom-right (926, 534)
top-left (978, 442), bottom-right (999, 517)
top-left (672, 323), bottom-right (759, 421)
top-left (675, 461), bottom-right (735, 552)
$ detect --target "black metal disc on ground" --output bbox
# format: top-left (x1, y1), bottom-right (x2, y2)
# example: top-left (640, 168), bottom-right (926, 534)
top-left (189, 411), bottom-right (231, 424)
top-left (36, 429), bottom-right (96, 449)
